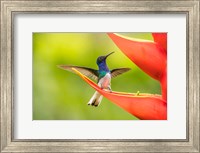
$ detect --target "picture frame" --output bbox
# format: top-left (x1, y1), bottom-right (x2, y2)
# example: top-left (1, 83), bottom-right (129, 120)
top-left (0, 0), bottom-right (199, 152)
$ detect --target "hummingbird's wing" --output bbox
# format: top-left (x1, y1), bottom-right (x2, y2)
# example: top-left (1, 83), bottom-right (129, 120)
top-left (57, 65), bottom-right (99, 81)
top-left (111, 68), bottom-right (131, 78)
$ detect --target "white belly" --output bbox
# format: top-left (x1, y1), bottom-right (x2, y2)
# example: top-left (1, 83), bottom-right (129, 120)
top-left (98, 73), bottom-right (111, 89)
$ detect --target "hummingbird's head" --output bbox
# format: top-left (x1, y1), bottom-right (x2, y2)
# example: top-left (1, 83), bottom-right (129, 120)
top-left (96, 52), bottom-right (114, 65)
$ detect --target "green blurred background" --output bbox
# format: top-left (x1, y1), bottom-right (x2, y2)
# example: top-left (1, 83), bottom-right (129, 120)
top-left (33, 33), bottom-right (160, 120)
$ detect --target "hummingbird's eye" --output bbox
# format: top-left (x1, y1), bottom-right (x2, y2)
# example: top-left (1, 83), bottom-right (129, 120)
top-left (97, 56), bottom-right (105, 64)
top-left (98, 57), bottom-right (103, 61)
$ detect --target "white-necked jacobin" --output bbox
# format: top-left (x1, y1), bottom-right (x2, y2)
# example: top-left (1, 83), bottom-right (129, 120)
top-left (58, 52), bottom-right (130, 107)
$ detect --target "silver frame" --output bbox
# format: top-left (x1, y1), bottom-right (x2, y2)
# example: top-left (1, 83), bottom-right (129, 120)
top-left (1, 0), bottom-right (199, 152)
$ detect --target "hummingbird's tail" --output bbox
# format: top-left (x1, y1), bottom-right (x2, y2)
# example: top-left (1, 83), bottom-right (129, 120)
top-left (88, 91), bottom-right (103, 107)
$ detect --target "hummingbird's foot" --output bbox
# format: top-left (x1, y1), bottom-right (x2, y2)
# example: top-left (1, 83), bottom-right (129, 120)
top-left (108, 86), bottom-right (112, 93)
top-left (102, 86), bottom-right (112, 92)
top-left (102, 88), bottom-right (112, 93)
top-left (108, 89), bottom-right (112, 93)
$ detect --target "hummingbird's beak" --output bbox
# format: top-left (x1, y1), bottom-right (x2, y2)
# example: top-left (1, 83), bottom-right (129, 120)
top-left (105, 52), bottom-right (114, 59)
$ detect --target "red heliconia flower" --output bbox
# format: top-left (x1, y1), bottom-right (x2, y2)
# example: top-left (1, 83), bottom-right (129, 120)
top-left (72, 33), bottom-right (167, 120)
top-left (109, 33), bottom-right (166, 80)
top-left (108, 33), bottom-right (167, 101)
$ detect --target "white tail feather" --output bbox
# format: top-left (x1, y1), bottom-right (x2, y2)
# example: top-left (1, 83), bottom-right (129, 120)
top-left (88, 91), bottom-right (103, 107)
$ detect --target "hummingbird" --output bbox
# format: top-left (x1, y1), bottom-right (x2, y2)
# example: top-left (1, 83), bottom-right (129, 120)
top-left (58, 52), bottom-right (130, 107)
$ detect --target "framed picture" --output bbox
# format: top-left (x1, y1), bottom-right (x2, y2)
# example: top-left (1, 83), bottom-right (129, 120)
top-left (1, 0), bottom-right (199, 152)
